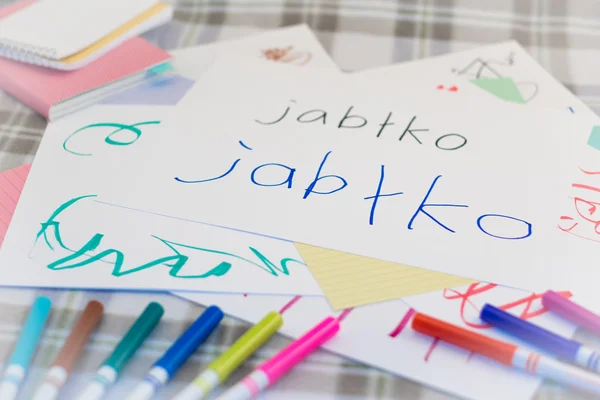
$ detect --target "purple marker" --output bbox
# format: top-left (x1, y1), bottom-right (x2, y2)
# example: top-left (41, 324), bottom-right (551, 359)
top-left (481, 304), bottom-right (600, 373)
top-left (542, 291), bottom-right (600, 337)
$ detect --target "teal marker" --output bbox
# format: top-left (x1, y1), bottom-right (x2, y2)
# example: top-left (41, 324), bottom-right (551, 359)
top-left (0, 296), bottom-right (52, 400)
top-left (77, 302), bottom-right (164, 400)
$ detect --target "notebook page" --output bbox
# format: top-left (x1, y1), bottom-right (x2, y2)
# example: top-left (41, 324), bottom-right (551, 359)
top-left (0, 0), bottom-right (158, 59)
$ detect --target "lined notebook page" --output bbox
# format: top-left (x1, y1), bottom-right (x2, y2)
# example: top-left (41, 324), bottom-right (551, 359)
top-left (295, 243), bottom-right (474, 309)
top-left (0, 164), bottom-right (30, 247)
top-left (0, 0), bottom-right (158, 59)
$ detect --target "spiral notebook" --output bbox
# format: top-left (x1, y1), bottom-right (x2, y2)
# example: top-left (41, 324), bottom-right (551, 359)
top-left (0, 0), bottom-right (172, 119)
top-left (0, 0), bottom-right (160, 69)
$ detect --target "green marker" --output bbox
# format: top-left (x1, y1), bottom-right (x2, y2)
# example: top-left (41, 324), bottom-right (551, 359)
top-left (173, 311), bottom-right (283, 400)
top-left (77, 302), bottom-right (164, 400)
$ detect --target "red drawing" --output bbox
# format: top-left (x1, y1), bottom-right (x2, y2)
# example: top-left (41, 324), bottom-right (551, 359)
top-left (338, 308), bottom-right (354, 322)
top-left (389, 308), bottom-right (417, 338)
top-left (558, 166), bottom-right (600, 242)
top-left (279, 295), bottom-right (302, 314)
top-left (424, 337), bottom-right (440, 362)
top-left (443, 282), bottom-right (572, 329)
top-left (436, 84), bottom-right (459, 92)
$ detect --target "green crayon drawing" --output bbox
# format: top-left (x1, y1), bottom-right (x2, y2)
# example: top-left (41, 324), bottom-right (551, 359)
top-left (35, 195), bottom-right (303, 278)
top-left (62, 121), bottom-right (160, 156)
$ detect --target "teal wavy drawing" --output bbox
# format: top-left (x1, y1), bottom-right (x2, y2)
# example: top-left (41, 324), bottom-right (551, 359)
top-left (62, 121), bottom-right (160, 156)
top-left (35, 195), bottom-right (303, 278)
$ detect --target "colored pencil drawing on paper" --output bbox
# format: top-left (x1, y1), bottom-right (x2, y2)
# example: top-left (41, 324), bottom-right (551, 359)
top-left (31, 195), bottom-right (304, 279)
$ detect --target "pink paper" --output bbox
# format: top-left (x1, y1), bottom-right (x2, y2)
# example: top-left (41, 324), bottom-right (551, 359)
top-left (0, 164), bottom-right (31, 247)
top-left (0, 0), bottom-right (36, 19)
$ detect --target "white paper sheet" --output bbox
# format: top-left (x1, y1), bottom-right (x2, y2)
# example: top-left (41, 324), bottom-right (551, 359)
top-left (112, 59), bottom-right (597, 301)
top-left (0, 106), bottom-right (321, 296)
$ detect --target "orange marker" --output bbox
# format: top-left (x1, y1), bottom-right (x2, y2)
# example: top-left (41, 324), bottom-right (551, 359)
top-left (32, 301), bottom-right (104, 400)
top-left (412, 313), bottom-right (600, 396)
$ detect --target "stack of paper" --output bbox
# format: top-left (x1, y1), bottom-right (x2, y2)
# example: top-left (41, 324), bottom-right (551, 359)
top-left (0, 24), bottom-right (598, 400)
top-left (0, 0), bottom-right (172, 119)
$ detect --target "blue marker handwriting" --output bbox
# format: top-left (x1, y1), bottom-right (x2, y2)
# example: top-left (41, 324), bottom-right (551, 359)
top-left (175, 140), bottom-right (532, 241)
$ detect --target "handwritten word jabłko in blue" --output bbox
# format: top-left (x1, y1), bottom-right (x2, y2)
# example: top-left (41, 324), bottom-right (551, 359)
top-left (175, 140), bottom-right (532, 241)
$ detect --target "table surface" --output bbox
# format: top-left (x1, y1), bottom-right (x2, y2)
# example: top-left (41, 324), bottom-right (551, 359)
top-left (0, 0), bottom-right (599, 399)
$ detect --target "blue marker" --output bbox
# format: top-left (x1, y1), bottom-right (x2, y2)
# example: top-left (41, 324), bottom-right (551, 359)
top-left (0, 297), bottom-right (52, 400)
top-left (125, 306), bottom-right (224, 400)
top-left (481, 304), bottom-right (600, 373)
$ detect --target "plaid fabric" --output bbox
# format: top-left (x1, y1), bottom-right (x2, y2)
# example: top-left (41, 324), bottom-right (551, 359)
top-left (0, 1), bottom-right (599, 399)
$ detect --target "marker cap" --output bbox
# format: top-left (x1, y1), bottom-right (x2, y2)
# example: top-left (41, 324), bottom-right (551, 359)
top-left (53, 300), bottom-right (104, 372)
top-left (260, 316), bottom-right (339, 382)
top-left (412, 313), bottom-right (517, 365)
top-left (8, 296), bottom-right (52, 368)
top-left (155, 305), bottom-right (224, 377)
top-left (209, 311), bottom-right (282, 381)
top-left (481, 304), bottom-right (581, 361)
top-left (103, 302), bottom-right (164, 374)
top-left (542, 291), bottom-right (600, 336)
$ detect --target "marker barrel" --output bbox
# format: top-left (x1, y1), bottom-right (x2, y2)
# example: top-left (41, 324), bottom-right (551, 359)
top-left (260, 316), bottom-right (339, 382)
top-left (217, 316), bottom-right (340, 400)
top-left (155, 306), bottom-right (223, 376)
top-left (481, 304), bottom-right (581, 361)
top-left (33, 300), bottom-right (103, 400)
top-left (104, 302), bottom-right (164, 374)
top-left (412, 312), bottom-right (517, 365)
top-left (126, 306), bottom-right (224, 400)
top-left (173, 311), bottom-right (283, 400)
top-left (542, 291), bottom-right (600, 337)
top-left (77, 302), bottom-right (163, 400)
top-left (0, 297), bottom-right (52, 400)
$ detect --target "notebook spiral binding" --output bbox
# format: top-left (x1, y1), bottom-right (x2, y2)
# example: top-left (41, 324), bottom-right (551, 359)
top-left (0, 38), bottom-right (58, 61)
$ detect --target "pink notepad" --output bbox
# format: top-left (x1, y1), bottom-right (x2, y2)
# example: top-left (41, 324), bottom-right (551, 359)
top-left (0, 164), bottom-right (30, 247)
top-left (0, 1), bottom-right (171, 119)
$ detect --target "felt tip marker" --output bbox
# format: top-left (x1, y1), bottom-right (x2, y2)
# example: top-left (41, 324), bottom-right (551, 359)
top-left (77, 302), bottom-right (164, 400)
top-left (481, 304), bottom-right (600, 373)
top-left (173, 311), bottom-right (283, 400)
top-left (33, 300), bottom-right (104, 400)
top-left (412, 312), bottom-right (600, 396)
top-left (0, 296), bottom-right (52, 400)
top-left (217, 316), bottom-right (340, 400)
top-left (125, 306), bottom-right (224, 400)
top-left (542, 291), bottom-right (600, 337)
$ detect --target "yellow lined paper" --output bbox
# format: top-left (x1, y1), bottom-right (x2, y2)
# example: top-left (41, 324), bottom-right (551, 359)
top-left (295, 243), bottom-right (474, 309)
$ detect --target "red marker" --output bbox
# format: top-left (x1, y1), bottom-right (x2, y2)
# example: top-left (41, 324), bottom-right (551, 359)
top-left (412, 313), bottom-right (600, 396)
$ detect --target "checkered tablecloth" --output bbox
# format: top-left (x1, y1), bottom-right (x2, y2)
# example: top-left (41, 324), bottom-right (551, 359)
top-left (0, 1), bottom-right (599, 399)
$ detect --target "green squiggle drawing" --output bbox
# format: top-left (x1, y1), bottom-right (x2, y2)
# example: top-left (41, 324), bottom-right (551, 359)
top-left (36, 195), bottom-right (304, 279)
top-left (62, 121), bottom-right (160, 157)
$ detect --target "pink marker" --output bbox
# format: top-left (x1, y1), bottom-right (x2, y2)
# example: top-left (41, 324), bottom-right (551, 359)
top-left (216, 317), bottom-right (340, 400)
top-left (542, 291), bottom-right (600, 336)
